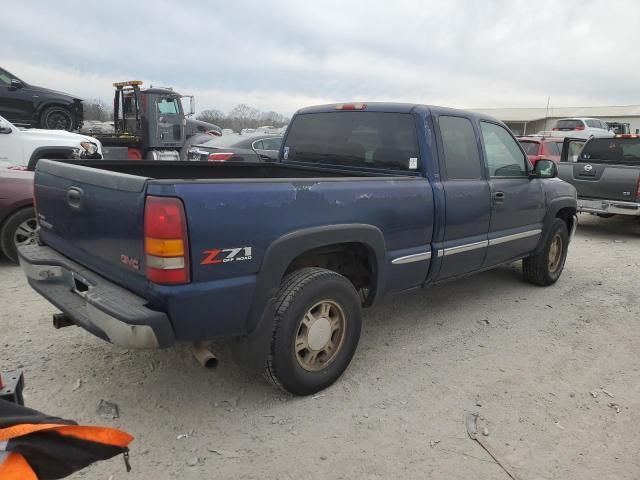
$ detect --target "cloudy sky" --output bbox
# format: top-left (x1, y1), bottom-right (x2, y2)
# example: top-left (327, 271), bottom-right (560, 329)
top-left (3, 0), bottom-right (640, 116)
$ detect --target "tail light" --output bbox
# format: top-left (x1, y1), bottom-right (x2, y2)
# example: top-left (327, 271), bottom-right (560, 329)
top-left (574, 126), bottom-right (585, 131)
top-left (144, 196), bottom-right (190, 284)
top-left (208, 152), bottom-right (234, 161)
top-left (552, 127), bottom-right (559, 131)
top-left (335, 103), bottom-right (367, 110)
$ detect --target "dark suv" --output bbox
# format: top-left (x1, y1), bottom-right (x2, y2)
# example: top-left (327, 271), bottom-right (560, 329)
top-left (0, 67), bottom-right (83, 131)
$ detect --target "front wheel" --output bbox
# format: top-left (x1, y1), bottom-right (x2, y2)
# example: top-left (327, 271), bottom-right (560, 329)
top-left (264, 268), bottom-right (362, 395)
top-left (1, 207), bottom-right (38, 264)
top-left (522, 218), bottom-right (569, 286)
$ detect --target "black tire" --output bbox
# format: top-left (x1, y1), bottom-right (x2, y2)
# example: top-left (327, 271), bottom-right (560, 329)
top-left (522, 218), bottom-right (569, 286)
top-left (0, 207), bottom-right (38, 264)
top-left (264, 267), bottom-right (362, 395)
top-left (40, 106), bottom-right (74, 131)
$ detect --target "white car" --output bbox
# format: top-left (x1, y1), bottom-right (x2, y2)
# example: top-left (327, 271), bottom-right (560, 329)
top-left (551, 118), bottom-right (615, 139)
top-left (0, 115), bottom-right (102, 169)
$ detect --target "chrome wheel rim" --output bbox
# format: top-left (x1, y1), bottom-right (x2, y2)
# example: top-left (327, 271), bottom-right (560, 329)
top-left (46, 110), bottom-right (72, 130)
top-left (294, 300), bottom-right (346, 372)
top-left (548, 233), bottom-right (563, 272)
top-left (14, 218), bottom-right (38, 247)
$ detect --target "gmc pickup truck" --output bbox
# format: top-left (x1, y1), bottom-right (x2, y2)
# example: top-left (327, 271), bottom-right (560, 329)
top-left (18, 103), bottom-right (578, 395)
top-left (558, 135), bottom-right (640, 219)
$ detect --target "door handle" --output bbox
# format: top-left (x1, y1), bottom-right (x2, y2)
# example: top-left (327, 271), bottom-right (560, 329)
top-left (493, 191), bottom-right (505, 203)
top-left (67, 187), bottom-right (83, 209)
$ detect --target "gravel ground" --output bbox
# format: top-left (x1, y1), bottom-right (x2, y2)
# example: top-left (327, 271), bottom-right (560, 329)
top-left (1, 213), bottom-right (639, 479)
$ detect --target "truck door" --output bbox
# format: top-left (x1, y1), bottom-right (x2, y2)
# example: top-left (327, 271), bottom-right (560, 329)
top-left (479, 121), bottom-right (546, 266)
top-left (434, 115), bottom-right (490, 280)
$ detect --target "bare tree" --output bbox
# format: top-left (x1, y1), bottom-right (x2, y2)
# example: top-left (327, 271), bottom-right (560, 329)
top-left (83, 99), bottom-right (112, 121)
top-left (196, 109), bottom-right (225, 126)
top-left (195, 104), bottom-right (290, 132)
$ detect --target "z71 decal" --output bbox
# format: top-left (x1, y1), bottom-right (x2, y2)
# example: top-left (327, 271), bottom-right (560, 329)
top-left (201, 247), bottom-right (253, 265)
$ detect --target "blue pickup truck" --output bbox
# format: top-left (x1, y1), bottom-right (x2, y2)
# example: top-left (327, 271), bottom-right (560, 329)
top-left (19, 103), bottom-right (577, 395)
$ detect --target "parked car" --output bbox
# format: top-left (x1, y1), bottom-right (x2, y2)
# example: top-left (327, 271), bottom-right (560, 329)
top-left (517, 136), bottom-right (564, 165)
top-left (18, 102), bottom-right (577, 395)
top-left (551, 118), bottom-right (614, 139)
top-left (0, 67), bottom-right (83, 131)
top-left (187, 133), bottom-right (283, 162)
top-left (0, 115), bottom-right (102, 170)
top-left (606, 121), bottom-right (631, 135)
top-left (558, 134), bottom-right (640, 219)
top-left (0, 168), bottom-right (35, 263)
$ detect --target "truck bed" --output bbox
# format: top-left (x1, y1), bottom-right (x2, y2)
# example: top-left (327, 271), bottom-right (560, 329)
top-left (55, 160), bottom-right (411, 180)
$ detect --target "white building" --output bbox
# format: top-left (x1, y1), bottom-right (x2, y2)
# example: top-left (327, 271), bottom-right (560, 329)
top-left (471, 105), bottom-right (640, 136)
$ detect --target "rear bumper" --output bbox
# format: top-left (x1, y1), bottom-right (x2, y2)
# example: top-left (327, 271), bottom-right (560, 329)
top-left (18, 244), bottom-right (175, 349)
top-left (578, 198), bottom-right (640, 216)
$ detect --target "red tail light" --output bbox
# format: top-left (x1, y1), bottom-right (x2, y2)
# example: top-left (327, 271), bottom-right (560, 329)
top-left (144, 196), bottom-right (190, 284)
top-left (552, 127), bottom-right (559, 131)
top-left (574, 126), bottom-right (585, 131)
top-left (336, 103), bottom-right (367, 110)
top-left (208, 152), bottom-right (234, 161)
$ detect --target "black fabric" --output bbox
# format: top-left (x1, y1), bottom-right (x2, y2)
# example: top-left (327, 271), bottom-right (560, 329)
top-left (0, 399), bottom-right (128, 480)
top-left (0, 399), bottom-right (76, 429)
top-left (9, 431), bottom-right (126, 480)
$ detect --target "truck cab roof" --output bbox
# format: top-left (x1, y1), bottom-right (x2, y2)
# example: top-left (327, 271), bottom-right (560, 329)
top-left (295, 102), bottom-right (500, 123)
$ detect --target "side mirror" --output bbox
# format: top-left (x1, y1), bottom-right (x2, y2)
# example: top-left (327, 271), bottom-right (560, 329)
top-left (533, 159), bottom-right (557, 178)
top-left (10, 79), bottom-right (23, 90)
top-left (182, 96), bottom-right (195, 116)
top-left (0, 121), bottom-right (12, 134)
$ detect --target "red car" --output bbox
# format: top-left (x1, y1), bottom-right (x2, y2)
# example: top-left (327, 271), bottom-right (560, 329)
top-left (517, 136), bottom-right (564, 166)
top-left (0, 167), bottom-right (35, 263)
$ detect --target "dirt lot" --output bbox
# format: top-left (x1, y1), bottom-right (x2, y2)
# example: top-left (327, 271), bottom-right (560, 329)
top-left (1, 213), bottom-right (639, 479)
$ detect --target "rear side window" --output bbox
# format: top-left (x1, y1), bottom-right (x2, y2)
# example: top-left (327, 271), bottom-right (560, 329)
top-left (555, 119), bottom-right (584, 130)
top-left (518, 141), bottom-right (540, 156)
top-left (439, 116), bottom-right (482, 179)
top-left (261, 137), bottom-right (282, 150)
top-left (586, 120), bottom-right (598, 128)
top-left (543, 141), bottom-right (560, 156)
top-left (284, 112), bottom-right (419, 171)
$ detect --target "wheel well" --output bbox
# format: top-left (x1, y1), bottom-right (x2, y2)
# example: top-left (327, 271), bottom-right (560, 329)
top-left (284, 242), bottom-right (376, 305)
top-left (556, 207), bottom-right (576, 232)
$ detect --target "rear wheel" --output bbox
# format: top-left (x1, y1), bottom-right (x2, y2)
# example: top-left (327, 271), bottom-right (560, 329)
top-left (1, 207), bottom-right (37, 264)
top-left (264, 268), bottom-right (362, 395)
top-left (40, 106), bottom-right (74, 131)
top-left (522, 218), bottom-right (568, 286)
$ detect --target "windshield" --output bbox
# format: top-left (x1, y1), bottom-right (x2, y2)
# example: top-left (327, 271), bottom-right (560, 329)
top-left (157, 97), bottom-right (180, 115)
top-left (555, 119), bottom-right (584, 130)
top-left (518, 141), bottom-right (540, 155)
top-left (284, 111), bottom-right (419, 171)
top-left (579, 138), bottom-right (640, 164)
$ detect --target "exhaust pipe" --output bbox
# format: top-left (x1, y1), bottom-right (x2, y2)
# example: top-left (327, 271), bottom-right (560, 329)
top-left (191, 342), bottom-right (218, 369)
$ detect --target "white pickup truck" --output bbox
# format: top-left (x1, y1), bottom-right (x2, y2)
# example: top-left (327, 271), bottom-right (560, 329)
top-left (0, 115), bottom-right (102, 169)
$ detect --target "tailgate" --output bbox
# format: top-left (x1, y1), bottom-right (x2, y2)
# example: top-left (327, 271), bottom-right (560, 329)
top-left (560, 163), bottom-right (639, 201)
top-left (34, 160), bottom-right (150, 294)
top-left (558, 137), bottom-right (640, 201)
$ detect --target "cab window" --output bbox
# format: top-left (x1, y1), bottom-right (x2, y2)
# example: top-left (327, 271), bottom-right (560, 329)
top-left (480, 122), bottom-right (527, 177)
top-left (157, 98), bottom-right (179, 115)
top-left (0, 69), bottom-right (12, 86)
